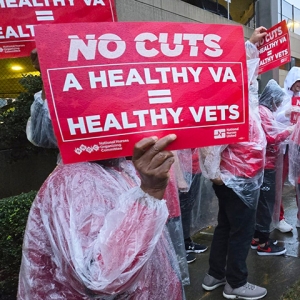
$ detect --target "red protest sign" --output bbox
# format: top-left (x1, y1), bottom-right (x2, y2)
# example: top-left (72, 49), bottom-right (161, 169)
top-left (0, 0), bottom-right (116, 58)
top-left (34, 22), bottom-right (249, 164)
top-left (291, 97), bottom-right (300, 124)
top-left (257, 20), bottom-right (291, 74)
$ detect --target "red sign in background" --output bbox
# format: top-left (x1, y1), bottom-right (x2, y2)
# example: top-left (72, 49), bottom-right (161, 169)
top-left (35, 22), bottom-right (249, 164)
top-left (291, 97), bottom-right (300, 124)
top-left (0, 0), bottom-right (116, 58)
top-left (257, 20), bottom-right (291, 74)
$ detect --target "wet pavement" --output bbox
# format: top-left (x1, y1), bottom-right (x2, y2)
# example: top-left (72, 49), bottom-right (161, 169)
top-left (185, 184), bottom-right (300, 300)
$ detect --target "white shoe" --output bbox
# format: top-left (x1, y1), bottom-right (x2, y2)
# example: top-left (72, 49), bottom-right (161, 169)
top-left (296, 219), bottom-right (300, 228)
top-left (276, 219), bottom-right (293, 233)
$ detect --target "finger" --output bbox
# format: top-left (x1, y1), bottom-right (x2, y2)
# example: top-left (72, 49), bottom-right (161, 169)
top-left (153, 156), bottom-right (175, 177)
top-left (132, 136), bottom-right (158, 162)
top-left (256, 26), bottom-right (267, 32)
top-left (147, 150), bottom-right (174, 170)
top-left (142, 134), bottom-right (177, 162)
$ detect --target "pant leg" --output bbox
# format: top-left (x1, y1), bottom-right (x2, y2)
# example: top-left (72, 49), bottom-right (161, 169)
top-left (209, 184), bottom-right (257, 288)
top-left (255, 169), bottom-right (276, 244)
top-left (179, 173), bottom-right (201, 240)
top-left (280, 148), bottom-right (289, 220)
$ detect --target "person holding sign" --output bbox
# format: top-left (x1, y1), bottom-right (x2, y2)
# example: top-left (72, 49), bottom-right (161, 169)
top-left (23, 48), bottom-right (190, 295)
top-left (275, 66), bottom-right (300, 232)
top-left (251, 79), bottom-right (294, 255)
top-left (200, 27), bottom-right (268, 299)
top-left (18, 134), bottom-right (187, 299)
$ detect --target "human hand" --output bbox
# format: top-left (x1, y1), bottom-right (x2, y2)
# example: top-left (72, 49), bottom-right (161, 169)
top-left (210, 177), bottom-right (224, 186)
top-left (132, 134), bottom-right (176, 199)
top-left (249, 26), bottom-right (267, 44)
top-left (177, 180), bottom-right (189, 192)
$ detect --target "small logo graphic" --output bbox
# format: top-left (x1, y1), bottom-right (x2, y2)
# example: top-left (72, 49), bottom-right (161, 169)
top-left (0, 47), bottom-right (3, 53)
top-left (214, 129), bottom-right (226, 139)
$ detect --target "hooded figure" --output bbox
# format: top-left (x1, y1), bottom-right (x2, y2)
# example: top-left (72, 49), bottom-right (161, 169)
top-left (275, 67), bottom-right (300, 233)
top-left (287, 68), bottom-right (300, 228)
top-left (251, 79), bottom-right (294, 255)
top-left (276, 67), bottom-right (300, 125)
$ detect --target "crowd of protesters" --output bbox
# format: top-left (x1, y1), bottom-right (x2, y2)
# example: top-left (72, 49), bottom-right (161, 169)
top-left (16, 26), bottom-right (300, 300)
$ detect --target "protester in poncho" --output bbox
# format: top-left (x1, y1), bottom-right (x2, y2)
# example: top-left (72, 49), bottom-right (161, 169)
top-left (200, 27), bottom-right (268, 300)
top-left (251, 79), bottom-right (294, 255)
top-left (18, 134), bottom-right (186, 299)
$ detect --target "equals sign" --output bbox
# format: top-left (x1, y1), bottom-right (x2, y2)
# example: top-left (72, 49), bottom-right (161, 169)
top-left (35, 11), bottom-right (54, 21)
top-left (267, 50), bottom-right (272, 56)
top-left (148, 89), bottom-right (172, 104)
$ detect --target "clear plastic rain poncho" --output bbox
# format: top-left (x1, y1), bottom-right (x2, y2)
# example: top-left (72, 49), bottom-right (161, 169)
top-left (173, 149), bottom-right (206, 236)
top-left (164, 163), bottom-right (189, 286)
top-left (288, 120), bottom-right (300, 218)
top-left (23, 90), bottom-right (189, 294)
top-left (276, 66), bottom-right (300, 125)
top-left (199, 41), bottom-right (266, 209)
top-left (256, 79), bottom-right (293, 231)
top-left (26, 90), bottom-right (57, 148)
top-left (18, 159), bottom-right (185, 300)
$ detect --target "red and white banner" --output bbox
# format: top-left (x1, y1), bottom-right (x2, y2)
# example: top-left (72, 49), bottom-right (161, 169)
top-left (291, 97), bottom-right (300, 124)
top-left (257, 20), bottom-right (291, 74)
top-left (0, 0), bottom-right (116, 58)
top-left (35, 22), bottom-right (249, 164)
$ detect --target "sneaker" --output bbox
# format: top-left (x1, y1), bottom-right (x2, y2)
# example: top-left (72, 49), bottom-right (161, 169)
top-left (296, 219), bottom-right (300, 228)
top-left (202, 273), bottom-right (226, 291)
top-left (185, 241), bottom-right (208, 253)
top-left (257, 241), bottom-right (286, 256)
top-left (186, 252), bottom-right (196, 264)
top-left (250, 238), bottom-right (277, 250)
top-left (223, 282), bottom-right (267, 300)
top-left (276, 219), bottom-right (293, 233)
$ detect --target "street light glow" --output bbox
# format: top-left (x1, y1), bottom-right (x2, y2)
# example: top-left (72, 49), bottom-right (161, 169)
top-left (11, 65), bottom-right (23, 71)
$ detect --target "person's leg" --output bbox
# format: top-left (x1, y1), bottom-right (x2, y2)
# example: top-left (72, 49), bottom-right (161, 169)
top-left (179, 189), bottom-right (193, 241)
top-left (224, 188), bottom-right (257, 288)
top-left (255, 169), bottom-right (275, 244)
top-left (207, 184), bottom-right (231, 280)
top-left (179, 173), bottom-right (200, 240)
top-left (208, 184), bottom-right (256, 288)
top-left (275, 147), bottom-right (293, 233)
top-left (254, 170), bottom-right (286, 255)
top-left (279, 148), bottom-right (289, 221)
top-left (179, 173), bottom-right (206, 263)
top-left (297, 183), bottom-right (300, 225)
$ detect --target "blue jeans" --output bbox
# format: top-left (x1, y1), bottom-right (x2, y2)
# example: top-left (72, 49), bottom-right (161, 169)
top-left (208, 184), bottom-right (258, 288)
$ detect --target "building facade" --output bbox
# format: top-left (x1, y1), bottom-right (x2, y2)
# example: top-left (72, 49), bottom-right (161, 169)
top-left (115, 0), bottom-right (300, 89)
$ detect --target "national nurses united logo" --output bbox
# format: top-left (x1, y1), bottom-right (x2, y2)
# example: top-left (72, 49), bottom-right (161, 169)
top-left (214, 129), bottom-right (226, 139)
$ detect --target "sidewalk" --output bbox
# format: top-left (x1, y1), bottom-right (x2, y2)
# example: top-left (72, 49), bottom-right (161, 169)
top-left (185, 185), bottom-right (300, 300)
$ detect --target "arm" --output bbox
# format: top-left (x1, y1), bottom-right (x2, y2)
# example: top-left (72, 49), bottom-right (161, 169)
top-left (173, 150), bottom-right (191, 192)
top-left (26, 49), bottom-right (58, 148)
top-left (199, 145), bottom-right (226, 185)
top-left (260, 106), bottom-right (292, 144)
top-left (245, 26), bottom-right (267, 60)
top-left (26, 91), bottom-right (58, 148)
